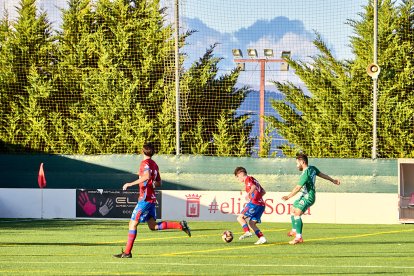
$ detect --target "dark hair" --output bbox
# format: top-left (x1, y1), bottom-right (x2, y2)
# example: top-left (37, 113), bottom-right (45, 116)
top-left (234, 166), bottom-right (247, 176)
top-left (143, 143), bottom-right (155, 157)
top-left (296, 153), bottom-right (308, 165)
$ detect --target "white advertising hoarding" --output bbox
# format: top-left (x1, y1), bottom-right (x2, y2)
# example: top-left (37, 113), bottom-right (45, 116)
top-left (0, 189), bottom-right (399, 224)
top-left (161, 191), bottom-right (399, 224)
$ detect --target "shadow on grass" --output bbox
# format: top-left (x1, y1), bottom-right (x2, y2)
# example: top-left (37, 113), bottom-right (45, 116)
top-left (0, 242), bottom-right (125, 247)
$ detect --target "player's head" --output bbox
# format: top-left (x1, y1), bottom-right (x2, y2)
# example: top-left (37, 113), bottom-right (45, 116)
top-left (296, 153), bottom-right (308, 171)
top-left (234, 166), bottom-right (247, 182)
top-left (142, 143), bottom-right (155, 157)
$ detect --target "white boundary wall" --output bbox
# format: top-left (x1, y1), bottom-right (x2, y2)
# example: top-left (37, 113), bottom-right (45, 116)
top-left (0, 189), bottom-right (75, 219)
top-left (0, 189), bottom-right (399, 224)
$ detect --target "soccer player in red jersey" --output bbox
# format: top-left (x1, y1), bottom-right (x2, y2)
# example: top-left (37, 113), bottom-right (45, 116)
top-left (234, 167), bottom-right (267, 245)
top-left (114, 143), bottom-right (191, 258)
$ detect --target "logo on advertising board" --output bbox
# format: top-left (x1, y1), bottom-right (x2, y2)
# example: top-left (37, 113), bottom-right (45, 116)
top-left (185, 194), bottom-right (201, 217)
top-left (76, 189), bottom-right (162, 219)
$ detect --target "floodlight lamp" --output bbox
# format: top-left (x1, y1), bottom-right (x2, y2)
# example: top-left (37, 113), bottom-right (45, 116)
top-left (232, 49), bottom-right (243, 58)
top-left (236, 63), bottom-right (245, 71)
top-left (247, 48), bottom-right (258, 58)
top-left (264, 49), bottom-right (274, 57)
top-left (281, 51), bottom-right (291, 59)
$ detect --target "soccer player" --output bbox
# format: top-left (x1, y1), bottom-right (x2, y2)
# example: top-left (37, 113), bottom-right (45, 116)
top-left (282, 153), bottom-right (340, 244)
top-left (113, 143), bottom-right (191, 258)
top-left (234, 166), bottom-right (267, 245)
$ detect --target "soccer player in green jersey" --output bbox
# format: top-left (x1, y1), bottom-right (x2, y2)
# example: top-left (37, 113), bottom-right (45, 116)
top-left (282, 153), bottom-right (340, 244)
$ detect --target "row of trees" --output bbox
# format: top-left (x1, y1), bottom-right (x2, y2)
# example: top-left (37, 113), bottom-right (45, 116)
top-left (1, 0), bottom-right (413, 158)
top-left (0, 0), bottom-right (254, 155)
top-left (267, 0), bottom-right (414, 158)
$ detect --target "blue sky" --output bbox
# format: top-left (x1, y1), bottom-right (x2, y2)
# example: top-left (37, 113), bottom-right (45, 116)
top-left (1, 0), bottom-right (368, 62)
top-left (180, 0), bottom-right (367, 59)
top-left (175, 0), bottom-right (368, 92)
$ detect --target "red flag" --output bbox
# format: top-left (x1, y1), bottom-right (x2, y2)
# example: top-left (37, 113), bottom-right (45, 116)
top-left (38, 163), bottom-right (47, 188)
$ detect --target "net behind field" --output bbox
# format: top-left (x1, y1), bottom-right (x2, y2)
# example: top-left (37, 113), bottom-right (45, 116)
top-left (0, 0), bottom-right (413, 158)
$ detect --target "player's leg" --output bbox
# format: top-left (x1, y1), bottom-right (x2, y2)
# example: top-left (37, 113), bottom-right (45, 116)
top-left (289, 201), bottom-right (312, 244)
top-left (153, 220), bottom-right (182, 231)
top-left (237, 203), bottom-right (254, 240)
top-left (237, 214), bottom-right (252, 240)
top-left (123, 203), bottom-right (146, 255)
top-left (145, 204), bottom-right (191, 237)
top-left (114, 202), bottom-right (145, 258)
top-left (124, 219), bottom-right (139, 254)
top-left (293, 208), bottom-right (303, 237)
top-left (147, 218), bottom-right (191, 237)
top-left (248, 205), bottom-right (267, 245)
top-left (146, 204), bottom-right (179, 231)
top-left (147, 217), bottom-right (158, 230)
top-left (287, 214), bottom-right (296, 237)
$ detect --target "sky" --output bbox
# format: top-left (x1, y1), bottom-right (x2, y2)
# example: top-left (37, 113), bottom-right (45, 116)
top-left (0, 0), bottom-right (368, 60)
top-left (179, 0), bottom-right (367, 58)
top-left (176, 0), bottom-right (369, 91)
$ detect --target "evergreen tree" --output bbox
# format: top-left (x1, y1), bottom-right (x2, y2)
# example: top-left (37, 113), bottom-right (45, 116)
top-left (57, 0), bottom-right (175, 153)
top-left (266, 0), bottom-right (414, 158)
top-left (179, 44), bottom-right (254, 156)
top-left (0, 0), bottom-right (57, 152)
top-left (0, 13), bottom-right (14, 150)
top-left (0, 0), bottom-right (256, 155)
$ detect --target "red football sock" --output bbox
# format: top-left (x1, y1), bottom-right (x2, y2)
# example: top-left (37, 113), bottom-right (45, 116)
top-left (157, 221), bottom-right (182, 230)
top-left (255, 229), bottom-right (263, 238)
top-left (124, 230), bottom-right (137, 254)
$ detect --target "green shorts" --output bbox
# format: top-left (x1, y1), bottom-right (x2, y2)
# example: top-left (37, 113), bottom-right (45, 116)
top-left (293, 196), bottom-right (314, 213)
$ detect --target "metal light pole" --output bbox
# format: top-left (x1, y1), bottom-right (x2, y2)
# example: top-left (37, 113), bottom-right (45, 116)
top-left (233, 50), bottom-right (289, 154)
top-left (174, 0), bottom-right (180, 156)
top-left (372, 0), bottom-right (379, 159)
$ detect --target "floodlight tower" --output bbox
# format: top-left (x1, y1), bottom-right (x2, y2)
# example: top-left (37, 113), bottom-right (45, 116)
top-left (232, 49), bottom-right (290, 155)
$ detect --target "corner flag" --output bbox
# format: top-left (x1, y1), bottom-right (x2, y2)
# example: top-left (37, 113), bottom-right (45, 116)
top-left (38, 163), bottom-right (47, 188)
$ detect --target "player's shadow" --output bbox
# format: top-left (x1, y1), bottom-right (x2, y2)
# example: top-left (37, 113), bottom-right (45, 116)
top-left (0, 242), bottom-right (124, 247)
top-left (0, 218), bottom-right (127, 229)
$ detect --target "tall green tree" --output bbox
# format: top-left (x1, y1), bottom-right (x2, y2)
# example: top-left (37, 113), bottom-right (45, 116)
top-left (0, 0), bottom-right (57, 152)
top-left (0, 13), bottom-right (14, 149)
top-left (179, 44), bottom-right (254, 156)
top-left (55, 0), bottom-right (176, 153)
top-left (0, 0), bottom-right (255, 155)
top-left (266, 0), bottom-right (414, 158)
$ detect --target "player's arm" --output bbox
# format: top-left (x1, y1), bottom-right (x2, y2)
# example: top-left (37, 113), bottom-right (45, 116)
top-left (282, 185), bottom-right (302, 201)
top-left (248, 184), bottom-right (257, 198)
top-left (244, 183), bottom-right (256, 201)
top-left (317, 172), bottom-right (340, 185)
top-left (123, 170), bottom-right (150, 190)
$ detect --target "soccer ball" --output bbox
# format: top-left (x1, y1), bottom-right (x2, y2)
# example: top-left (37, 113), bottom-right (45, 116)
top-left (222, 230), bottom-right (233, 243)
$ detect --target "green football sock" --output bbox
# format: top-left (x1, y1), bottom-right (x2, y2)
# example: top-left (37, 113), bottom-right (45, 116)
top-left (290, 215), bottom-right (295, 230)
top-left (294, 216), bottom-right (303, 234)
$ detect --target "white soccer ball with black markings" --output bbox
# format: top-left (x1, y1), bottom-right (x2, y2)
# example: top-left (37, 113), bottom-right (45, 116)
top-left (222, 230), bottom-right (233, 243)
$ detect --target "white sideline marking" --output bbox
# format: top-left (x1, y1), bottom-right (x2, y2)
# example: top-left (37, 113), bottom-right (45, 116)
top-left (0, 261), bottom-right (413, 270)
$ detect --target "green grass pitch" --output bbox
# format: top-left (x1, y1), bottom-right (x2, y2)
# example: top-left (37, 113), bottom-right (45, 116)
top-left (0, 219), bottom-right (413, 275)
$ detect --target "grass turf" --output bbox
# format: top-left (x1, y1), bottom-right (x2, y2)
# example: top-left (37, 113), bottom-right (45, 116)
top-left (0, 219), bottom-right (413, 275)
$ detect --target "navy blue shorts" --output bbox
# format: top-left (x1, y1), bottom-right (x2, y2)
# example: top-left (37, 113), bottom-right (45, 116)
top-left (241, 202), bottom-right (265, 223)
top-left (131, 201), bottom-right (157, 223)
